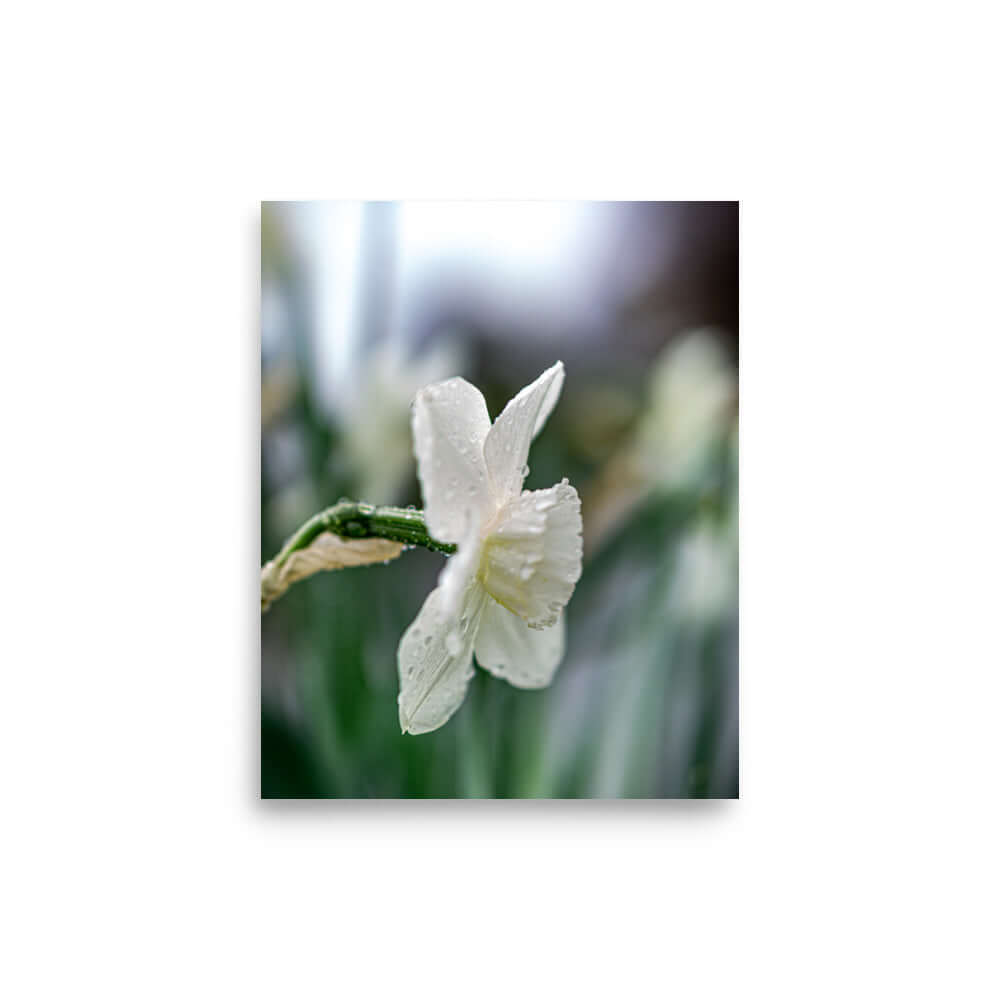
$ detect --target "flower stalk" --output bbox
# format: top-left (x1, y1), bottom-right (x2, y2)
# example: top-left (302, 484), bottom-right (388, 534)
top-left (276, 501), bottom-right (456, 561)
top-left (261, 501), bottom-right (455, 611)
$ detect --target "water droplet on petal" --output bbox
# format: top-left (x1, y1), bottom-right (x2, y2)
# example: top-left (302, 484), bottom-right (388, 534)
top-left (445, 631), bottom-right (462, 656)
top-left (520, 567), bottom-right (534, 581)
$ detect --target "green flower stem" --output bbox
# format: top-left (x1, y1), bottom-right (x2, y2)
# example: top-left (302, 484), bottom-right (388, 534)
top-left (266, 500), bottom-right (455, 573)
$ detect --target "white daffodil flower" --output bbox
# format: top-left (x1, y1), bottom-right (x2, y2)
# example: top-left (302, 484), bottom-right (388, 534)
top-left (398, 361), bottom-right (583, 734)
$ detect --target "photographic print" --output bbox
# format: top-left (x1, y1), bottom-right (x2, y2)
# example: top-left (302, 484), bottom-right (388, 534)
top-left (261, 201), bottom-right (738, 798)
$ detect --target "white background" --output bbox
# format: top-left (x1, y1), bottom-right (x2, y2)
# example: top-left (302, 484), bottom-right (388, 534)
top-left (2, 3), bottom-right (998, 997)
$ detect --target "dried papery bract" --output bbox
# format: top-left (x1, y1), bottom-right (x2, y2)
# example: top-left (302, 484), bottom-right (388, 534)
top-left (261, 534), bottom-right (404, 610)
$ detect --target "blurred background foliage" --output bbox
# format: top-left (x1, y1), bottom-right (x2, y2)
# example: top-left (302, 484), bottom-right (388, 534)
top-left (261, 201), bottom-right (738, 798)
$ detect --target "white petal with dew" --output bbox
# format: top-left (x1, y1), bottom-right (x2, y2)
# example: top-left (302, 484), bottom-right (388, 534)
top-left (478, 479), bottom-right (582, 628)
top-left (483, 362), bottom-right (565, 506)
top-left (397, 579), bottom-right (488, 735)
top-left (474, 599), bottom-right (566, 689)
top-left (412, 376), bottom-right (494, 545)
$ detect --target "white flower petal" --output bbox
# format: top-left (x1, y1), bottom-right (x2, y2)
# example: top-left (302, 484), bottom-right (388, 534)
top-left (474, 598), bottom-right (566, 688)
top-left (397, 579), bottom-right (489, 735)
top-left (412, 377), bottom-right (494, 544)
top-left (478, 479), bottom-right (582, 628)
top-left (483, 361), bottom-right (565, 506)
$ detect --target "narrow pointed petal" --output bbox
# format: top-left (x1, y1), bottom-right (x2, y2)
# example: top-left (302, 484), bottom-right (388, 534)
top-left (478, 479), bottom-right (583, 629)
top-left (483, 361), bottom-right (565, 506)
top-left (397, 579), bottom-right (489, 735)
top-left (412, 377), bottom-right (494, 545)
top-left (474, 598), bottom-right (566, 688)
